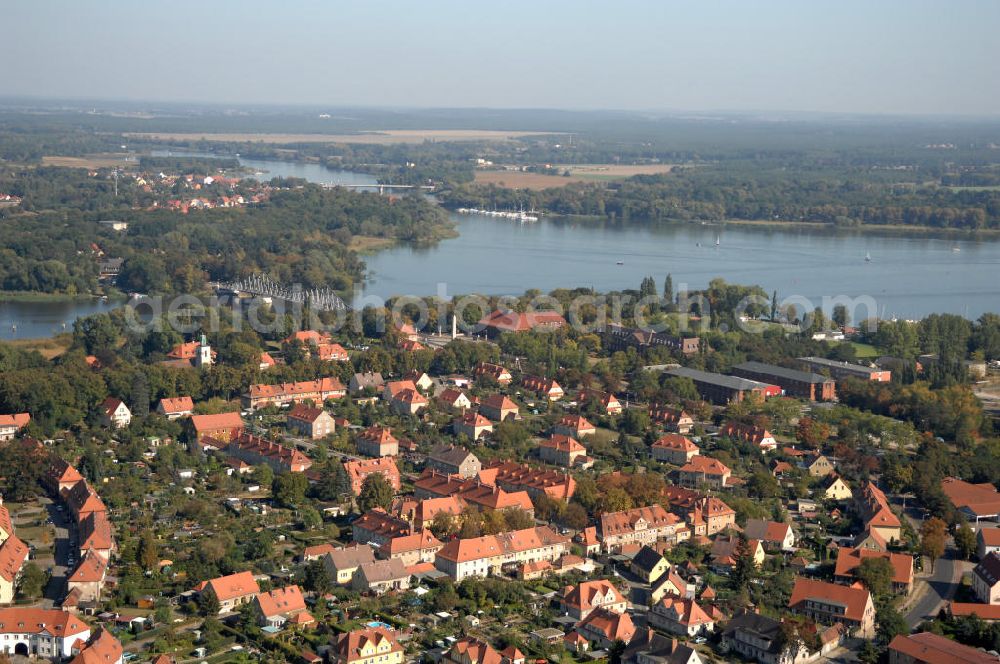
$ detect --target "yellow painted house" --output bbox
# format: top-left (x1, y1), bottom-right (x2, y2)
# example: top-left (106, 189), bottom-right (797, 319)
top-left (631, 546), bottom-right (671, 584)
top-left (825, 477), bottom-right (853, 501)
top-left (330, 627), bottom-right (403, 664)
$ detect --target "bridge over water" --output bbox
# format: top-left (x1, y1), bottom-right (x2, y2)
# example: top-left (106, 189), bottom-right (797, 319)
top-left (321, 183), bottom-right (435, 194)
top-left (216, 274), bottom-right (348, 311)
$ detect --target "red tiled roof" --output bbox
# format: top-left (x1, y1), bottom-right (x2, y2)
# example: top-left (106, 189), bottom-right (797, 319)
top-left (0, 536), bottom-right (28, 582)
top-left (479, 460), bottom-right (576, 500)
top-left (457, 412), bottom-right (492, 428)
top-left (69, 551), bottom-right (108, 583)
top-left (0, 413), bottom-right (30, 429)
top-left (247, 377), bottom-right (345, 400)
top-left (190, 411), bottom-right (243, 434)
top-left (743, 519), bottom-right (793, 545)
top-left (255, 585), bottom-right (306, 618)
top-left (789, 577), bottom-right (871, 623)
top-left (287, 404), bottom-right (329, 423)
top-left (380, 530), bottom-right (442, 556)
top-left (555, 414), bottom-right (595, 432)
top-left (358, 425), bottom-right (398, 445)
top-left (303, 543), bottom-right (336, 559)
top-left (204, 570), bottom-right (259, 602)
top-left (480, 394), bottom-right (518, 411)
top-left (0, 608), bottom-right (89, 637)
top-left (478, 309), bottom-right (567, 332)
top-left (888, 631), bottom-right (1000, 664)
top-left (436, 526), bottom-right (568, 564)
top-left (540, 434), bottom-right (585, 453)
top-left (678, 455), bottom-right (731, 476)
top-left (577, 607), bottom-right (636, 643)
top-left (71, 628), bottom-right (122, 664)
top-left (600, 505), bottom-right (680, 537)
top-left (654, 596), bottom-right (714, 628)
top-left (652, 434), bottom-right (699, 453)
top-left (450, 638), bottom-right (502, 664)
top-left (332, 628), bottom-right (402, 661)
top-left (834, 546), bottom-right (913, 586)
top-left (980, 528), bottom-right (1000, 546)
top-left (79, 511), bottom-right (114, 552)
top-left (942, 477), bottom-right (1000, 517)
top-left (158, 397), bottom-right (194, 414)
top-left (949, 602), bottom-right (1000, 620)
top-left (562, 579), bottom-right (625, 613)
top-left (166, 341), bottom-right (199, 360)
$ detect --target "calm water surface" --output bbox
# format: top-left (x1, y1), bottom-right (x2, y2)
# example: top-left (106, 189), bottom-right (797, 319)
top-left (5, 155), bottom-right (998, 339)
top-left (361, 213), bottom-right (1000, 320)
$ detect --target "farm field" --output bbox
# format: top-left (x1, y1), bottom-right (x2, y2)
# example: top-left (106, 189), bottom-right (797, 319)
top-left (123, 129), bottom-right (558, 144)
top-left (474, 163), bottom-right (674, 189)
top-left (41, 153), bottom-right (132, 168)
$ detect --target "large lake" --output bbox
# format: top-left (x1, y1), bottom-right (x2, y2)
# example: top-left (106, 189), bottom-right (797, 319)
top-left (3, 154), bottom-right (998, 339)
top-left (360, 214), bottom-right (1000, 321)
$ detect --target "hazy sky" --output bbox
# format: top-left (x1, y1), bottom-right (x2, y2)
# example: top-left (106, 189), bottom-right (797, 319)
top-left (5, 0), bottom-right (999, 115)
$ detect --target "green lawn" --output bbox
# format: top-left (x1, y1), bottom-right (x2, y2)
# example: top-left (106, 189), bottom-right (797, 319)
top-left (851, 342), bottom-right (880, 358)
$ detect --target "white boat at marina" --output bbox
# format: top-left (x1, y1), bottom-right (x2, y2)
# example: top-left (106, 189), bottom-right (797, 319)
top-left (457, 207), bottom-right (539, 222)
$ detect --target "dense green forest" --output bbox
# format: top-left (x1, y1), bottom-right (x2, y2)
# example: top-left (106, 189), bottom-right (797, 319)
top-left (443, 166), bottom-right (1000, 229)
top-left (0, 170), bottom-right (450, 295)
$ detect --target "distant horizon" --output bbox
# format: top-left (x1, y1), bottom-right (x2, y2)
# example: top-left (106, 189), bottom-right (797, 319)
top-left (3, 95), bottom-right (1000, 123)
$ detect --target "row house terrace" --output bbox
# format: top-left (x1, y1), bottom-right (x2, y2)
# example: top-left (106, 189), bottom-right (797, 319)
top-left (479, 460), bottom-right (576, 501)
top-left (662, 486), bottom-right (737, 536)
top-left (224, 432), bottom-right (313, 474)
top-left (378, 530), bottom-right (443, 567)
top-left (434, 526), bottom-right (570, 581)
top-left (413, 470), bottom-right (534, 515)
top-left (598, 505), bottom-right (688, 553)
top-left (241, 377), bottom-right (345, 410)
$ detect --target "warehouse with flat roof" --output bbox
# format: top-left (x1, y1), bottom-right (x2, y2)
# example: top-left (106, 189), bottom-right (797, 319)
top-left (666, 367), bottom-right (779, 405)
top-left (733, 361), bottom-right (836, 401)
top-left (797, 357), bottom-right (891, 383)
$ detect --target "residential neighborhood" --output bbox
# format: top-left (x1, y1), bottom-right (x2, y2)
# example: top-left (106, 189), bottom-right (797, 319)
top-left (0, 279), bottom-right (995, 664)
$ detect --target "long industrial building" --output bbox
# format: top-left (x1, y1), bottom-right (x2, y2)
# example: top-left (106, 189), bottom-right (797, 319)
top-left (732, 361), bottom-right (836, 401)
top-left (666, 367), bottom-right (779, 404)
top-left (797, 357), bottom-right (891, 383)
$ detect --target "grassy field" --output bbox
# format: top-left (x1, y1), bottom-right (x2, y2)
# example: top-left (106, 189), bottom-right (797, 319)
top-left (347, 235), bottom-right (397, 253)
top-left (124, 129), bottom-right (558, 145)
top-left (850, 341), bottom-right (880, 358)
top-left (473, 163), bottom-right (674, 189)
top-left (3, 334), bottom-right (73, 359)
top-left (41, 153), bottom-right (132, 168)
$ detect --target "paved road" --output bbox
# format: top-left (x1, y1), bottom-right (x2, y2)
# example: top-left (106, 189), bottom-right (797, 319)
top-left (42, 501), bottom-right (75, 606)
top-left (904, 548), bottom-right (961, 629)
